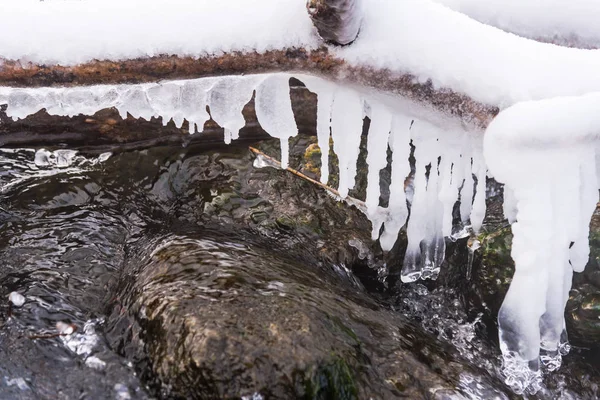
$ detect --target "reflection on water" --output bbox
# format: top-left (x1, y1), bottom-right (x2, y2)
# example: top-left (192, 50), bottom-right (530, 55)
top-left (0, 145), bottom-right (597, 399)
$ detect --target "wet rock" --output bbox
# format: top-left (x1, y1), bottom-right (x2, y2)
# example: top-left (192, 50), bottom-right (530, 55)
top-left (106, 233), bottom-right (512, 399)
top-left (0, 322), bottom-right (146, 400)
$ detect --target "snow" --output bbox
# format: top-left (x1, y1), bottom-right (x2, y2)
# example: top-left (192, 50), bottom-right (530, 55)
top-left (339, 0), bottom-right (600, 108)
top-left (433, 0), bottom-right (600, 48)
top-left (0, 0), bottom-right (318, 65)
top-left (3, 0), bottom-right (600, 110)
top-left (484, 94), bottom-right (600, 392)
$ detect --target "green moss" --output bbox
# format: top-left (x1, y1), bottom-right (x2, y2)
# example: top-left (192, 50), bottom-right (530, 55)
top-left (303, 143), bottom-right (323, 177)
top-left (589, 229), bottom-right (600, 263)
top-left (302, 357), bottom-right (358, 400)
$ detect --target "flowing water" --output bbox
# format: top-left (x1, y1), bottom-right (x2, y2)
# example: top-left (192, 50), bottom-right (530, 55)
top-left (0, 143), bottom-right (598, 399)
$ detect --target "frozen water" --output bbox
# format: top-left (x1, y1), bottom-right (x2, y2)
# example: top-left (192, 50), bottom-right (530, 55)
top-left (378, 115), bottom-right (412, 250)
top-left (364, 102), bottom-right (393, 239)
top-left (254, 75), bottom-right (298, 169)
top-left (207, 76), bottom-right (262, 144)
top-left (300, 76), bottom-right (337, 186)
top-left (330, 87), bottom-right (364, 199)
top-left (8, 292), bottom-right (25, 307)
top-left (485, 93), bottom-right (600, 393)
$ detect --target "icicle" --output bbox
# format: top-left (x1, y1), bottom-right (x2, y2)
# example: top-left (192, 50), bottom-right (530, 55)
top-left (146, 82), bottom-right (183, 127)
top-left (470, 151), bottom-right (487, 233)
top-left (207, 75), bottom-right (263, 144)
top-left (503, 186), bottom-right (518, 224)
top-left (569, 148), bottom-right (598, 272)
top-left (402, 122), bottom-right (442, 282)
top-left (438, 139), bottom-right (461, 238)
top-left (254, 74), bottom-right (298, 169)
top-left (379, 114), bottom-right (412, 250)
top-left (6, 90), bottom-right (47, 120)
top-left (297, 76), bottom-right (335, 185)
top-left (484, 94), bottom-right (600, 394)
top-left (116, 85), bottom-right (154, 121)
top-left (60, 86), bottom-right (117, 118)
top-left (330, 87), bottom-right (364, 198)
top-left (364, 101), bottom-right (393, 239)
top-left (180, 78), bottom-right (216, 134)
top-left (459, 152), bottom-right (474, 225)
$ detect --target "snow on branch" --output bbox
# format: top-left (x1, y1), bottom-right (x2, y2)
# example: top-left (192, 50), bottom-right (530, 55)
top-left (3, 0), bottom-right (600, 129)
top-left (0, 50), bottom-right (497, 129)
top-left (433, 0), bottom-right (600, 49)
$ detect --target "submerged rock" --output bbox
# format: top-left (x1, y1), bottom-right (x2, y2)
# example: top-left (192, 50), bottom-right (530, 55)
top-left (105, 233), bottom-right (510, 399)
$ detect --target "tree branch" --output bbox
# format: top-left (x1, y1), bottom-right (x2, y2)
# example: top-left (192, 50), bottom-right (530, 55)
top-left (307, 0), bottom-right (362, 45)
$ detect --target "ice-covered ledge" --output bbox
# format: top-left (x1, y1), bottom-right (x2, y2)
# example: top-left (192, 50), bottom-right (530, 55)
top-left (484, 94), bottom-right (600, 393)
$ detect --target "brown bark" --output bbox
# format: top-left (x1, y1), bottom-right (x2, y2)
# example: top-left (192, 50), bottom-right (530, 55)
top-left (0, 48), bottom-right (498, 131)
top-left (307, 0), bottom-right (362, 45)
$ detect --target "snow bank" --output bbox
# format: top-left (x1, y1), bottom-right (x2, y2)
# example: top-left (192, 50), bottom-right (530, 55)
top-left (433, 0), bottom-right (600, 48)
top-left (484, 94), bottom-right (600, 393)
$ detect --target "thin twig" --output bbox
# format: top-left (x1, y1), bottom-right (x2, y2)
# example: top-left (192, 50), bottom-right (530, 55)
top-left (248, 146), bottom-right (367, 212)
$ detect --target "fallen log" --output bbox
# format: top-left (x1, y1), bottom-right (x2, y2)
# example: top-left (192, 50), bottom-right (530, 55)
top-left (0, 49), bottom-right (497, 143)
top-left (0, 0), bottom-right (591, 151)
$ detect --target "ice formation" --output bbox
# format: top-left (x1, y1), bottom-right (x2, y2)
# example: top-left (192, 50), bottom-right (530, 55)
top-left (0, 73), bottom-right (485, 284)
top-left (485, 94), bottom-right (600, 393)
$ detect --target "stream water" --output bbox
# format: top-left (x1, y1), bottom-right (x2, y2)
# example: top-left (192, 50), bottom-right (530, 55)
top-left (0, 143), bottom-right (598, 399)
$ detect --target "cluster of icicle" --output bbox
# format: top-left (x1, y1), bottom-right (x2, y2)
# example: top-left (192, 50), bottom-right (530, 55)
top-left (0, 74), bottom-right (486, 283)
top-left (485, 95), bottom-right (600, 394)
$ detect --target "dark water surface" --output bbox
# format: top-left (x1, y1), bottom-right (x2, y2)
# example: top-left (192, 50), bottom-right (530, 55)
top-left (0, 144), bottom-right (598, 399)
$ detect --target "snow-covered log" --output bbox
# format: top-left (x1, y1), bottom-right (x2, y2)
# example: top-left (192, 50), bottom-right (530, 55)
top-left (4, 0), bottom-right (600, 130)
top-left (0, 50), bottom-right (497, 130)
top-left (307, 0), bottom-right (363, 45)
top-left (433, 0), bottom-right (600, 49)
